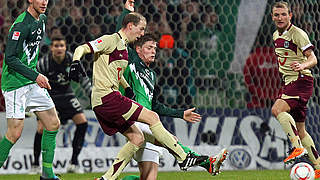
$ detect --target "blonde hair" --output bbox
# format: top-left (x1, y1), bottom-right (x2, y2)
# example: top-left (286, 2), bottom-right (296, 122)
top-left (272, 1), bottom-right (291, 13)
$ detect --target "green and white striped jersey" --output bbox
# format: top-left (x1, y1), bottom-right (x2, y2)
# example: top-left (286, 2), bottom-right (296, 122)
top-left (1, 11), bottom-right (46, 91)
top-left (123, 49), bottom-right (184, 118)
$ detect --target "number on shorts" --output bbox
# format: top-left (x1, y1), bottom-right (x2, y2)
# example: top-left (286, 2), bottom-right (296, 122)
top-left (70, 98), bottom-right (81, 110)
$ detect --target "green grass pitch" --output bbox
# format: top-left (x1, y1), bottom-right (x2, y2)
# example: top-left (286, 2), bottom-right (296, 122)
top-left (0, 170), bottom-right (291, 180)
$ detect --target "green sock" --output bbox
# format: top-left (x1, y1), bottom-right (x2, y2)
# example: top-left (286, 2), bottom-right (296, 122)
top-left (0, 136), bottom-right (14, 167)
top-left (177, 141), bottom-right (199, 155)
top-left (121, 175), bottom-right (140, 180)
top-left (42, 129), bottom-right (58, 178)
top-left (177, 141), bottom-right (209, 167)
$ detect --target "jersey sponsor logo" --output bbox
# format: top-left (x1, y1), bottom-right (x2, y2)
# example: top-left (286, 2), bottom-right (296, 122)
top-left (12, 31), bottom-right (20, 40)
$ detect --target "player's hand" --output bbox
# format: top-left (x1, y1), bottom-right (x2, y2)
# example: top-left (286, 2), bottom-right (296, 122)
top-left (69, 60), bottom-right (87, 82)
top-left (290, 61), bottom-right (306, 72)
top-left (183, 107), bottom-right (201, 123)
top-left (36, 74), bottom-right (51, 90)
top-left (124, 0), bottom-right (134, 12)
top-left (125, 87), bottom-right (136, 100)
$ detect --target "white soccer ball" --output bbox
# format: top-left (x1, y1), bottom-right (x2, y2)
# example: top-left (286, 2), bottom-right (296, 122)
top-left (290, 162), bottom-right (315, 180)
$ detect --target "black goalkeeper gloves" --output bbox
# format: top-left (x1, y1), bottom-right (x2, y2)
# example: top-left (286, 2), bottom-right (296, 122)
top-left (69, 60), bottom-right (87, 82)
top-left (125, 87), bottom-right (136, 100)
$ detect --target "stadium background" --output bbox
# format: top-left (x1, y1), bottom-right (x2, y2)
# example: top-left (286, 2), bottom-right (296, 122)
top-left (1, 0), bottom-right (320, 175)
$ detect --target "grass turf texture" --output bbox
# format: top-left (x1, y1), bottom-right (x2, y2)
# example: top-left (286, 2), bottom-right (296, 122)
top-left (0, 170), bottom-right (291, 180)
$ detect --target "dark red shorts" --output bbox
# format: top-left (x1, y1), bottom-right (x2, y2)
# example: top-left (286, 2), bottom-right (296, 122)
top-left (278, 74), bottom-right (313, 122)
top-left (93, 91), bottom-right (143, 136)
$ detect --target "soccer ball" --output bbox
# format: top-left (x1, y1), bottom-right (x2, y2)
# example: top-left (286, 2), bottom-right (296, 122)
top-left (290, 162), bottom-right (315, 180)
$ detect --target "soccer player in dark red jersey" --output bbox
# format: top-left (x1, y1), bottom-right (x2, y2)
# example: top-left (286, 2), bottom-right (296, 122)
top-left (271, 2), bottom-right (320, 178)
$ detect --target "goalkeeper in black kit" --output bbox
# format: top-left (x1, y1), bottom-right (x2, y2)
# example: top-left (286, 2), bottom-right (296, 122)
top-left (30, 35), bottom-right (91, 174)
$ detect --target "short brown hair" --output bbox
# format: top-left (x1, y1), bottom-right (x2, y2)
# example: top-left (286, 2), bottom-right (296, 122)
top-left (272, 1), bottom-right (291, 13)
top-left (51, 35), bottom-right (66, 44)
top-left (133, 33), bottom-right (158, 48)
top-left (122, 12), bottom-right (146, 28)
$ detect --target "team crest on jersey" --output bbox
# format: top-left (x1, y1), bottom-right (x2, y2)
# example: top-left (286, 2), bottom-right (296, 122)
top-left (284, 41), bottom-right (289, 48)
top-left (94, 38), bottom-right (103, 45)
top-left (12, 31), bottom-right (20, 40)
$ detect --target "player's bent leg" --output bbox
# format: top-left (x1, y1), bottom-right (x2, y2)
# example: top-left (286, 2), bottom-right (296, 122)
top-left (137, 109), bottom-right (185, 160)
top-left (272, 100), bottom-right (306, 164)
top-left (36, 108), bottom-right (60, 179)
top-left (102, 124), bottom-right (143, 180)
top-left (0, 118), bottom-right (24, 167)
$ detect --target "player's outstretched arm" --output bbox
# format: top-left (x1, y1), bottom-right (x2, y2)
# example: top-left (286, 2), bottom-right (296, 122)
top-left (183, 107), bottom-right (201, 123)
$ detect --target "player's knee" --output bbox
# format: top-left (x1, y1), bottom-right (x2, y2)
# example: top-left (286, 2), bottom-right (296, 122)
top-left (131, 132), bottom-right (145, 147)
top-left (6, 129), bottom-right (22, 143)
top-left (47, 116), bottom-right (60, 131)
top-left (148, 111), bottom-right (160, 125)
top-left (271, 106), bottom-right (280, 117)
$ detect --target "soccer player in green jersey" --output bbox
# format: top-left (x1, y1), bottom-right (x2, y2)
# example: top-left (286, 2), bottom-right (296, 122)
top-left (118, 1), bottom-right (228, 180)
top-left (0, 0), bottom-right (60, 179)
top-left (270, 1), bottom-right (320, 178)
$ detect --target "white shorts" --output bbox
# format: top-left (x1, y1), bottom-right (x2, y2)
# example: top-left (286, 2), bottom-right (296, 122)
top-left (133, 122), bottom-right (164, 164)
top-left (2, 83), bottom-right (55, 119)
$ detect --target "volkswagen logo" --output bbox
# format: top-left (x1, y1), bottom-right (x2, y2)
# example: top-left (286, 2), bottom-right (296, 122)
top-left (229, 148), bottom-right (251, 169)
